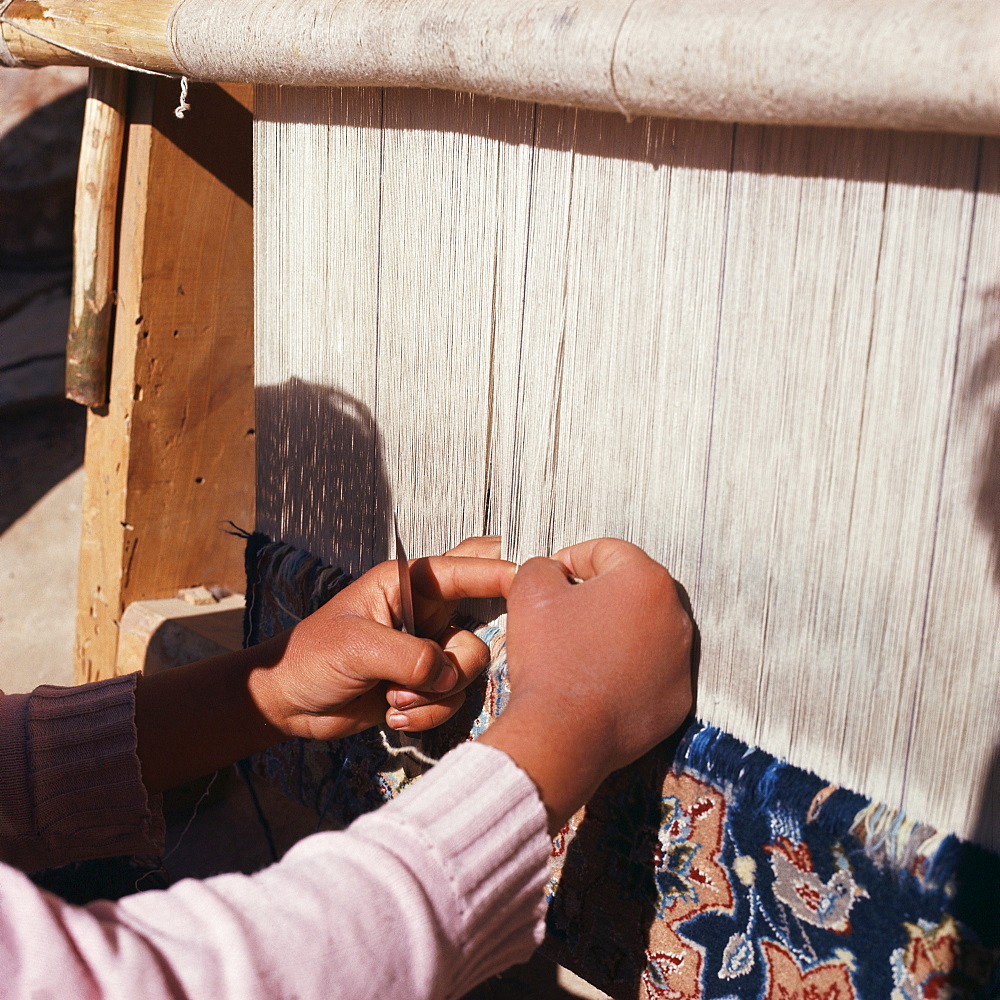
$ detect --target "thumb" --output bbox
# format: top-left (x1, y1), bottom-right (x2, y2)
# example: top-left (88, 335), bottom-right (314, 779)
top-left (509, 556), bottom-right (574, 608)
top-left (344, 618), bottom-right (459, 695)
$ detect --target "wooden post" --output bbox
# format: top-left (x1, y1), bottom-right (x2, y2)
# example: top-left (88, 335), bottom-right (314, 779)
top-left (75, 77), bottom-right (254, 683)
top-left (65, 67), bottom-right (128, 407)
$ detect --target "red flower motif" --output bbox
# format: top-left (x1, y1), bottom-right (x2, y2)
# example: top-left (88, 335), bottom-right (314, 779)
top-left (889, 916), bottom-right (997, 999)
top-left (764, 838), bottom-right (866, 933)
top-left (766, 838), bottom-right (816, 873)
top-left (761, 939), bottom-right (858, 1000)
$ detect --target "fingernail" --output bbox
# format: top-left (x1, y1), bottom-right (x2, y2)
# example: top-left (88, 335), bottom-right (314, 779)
top-left (433, 662), bottom-right (458, 693)
top-left (393, 690), bottom-right (419, 709)
top-left (387, 713), bottom-right (410, 729)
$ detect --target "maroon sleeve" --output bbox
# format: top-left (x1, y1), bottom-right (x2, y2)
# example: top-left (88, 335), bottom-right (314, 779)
top-left (0, 674), bottom-right (164, 873)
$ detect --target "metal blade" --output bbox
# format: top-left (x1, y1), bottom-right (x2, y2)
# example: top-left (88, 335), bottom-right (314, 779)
top-left (393, 514), bottom-right (416, 636)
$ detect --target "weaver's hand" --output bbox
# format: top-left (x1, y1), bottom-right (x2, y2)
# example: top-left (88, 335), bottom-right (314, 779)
top-left (480, 538), bottom-right (692, 833)
top-left (377, 534), bottom-right (505, 731)
top-left (136, 538), bottom-right (512, 793)
top-left (248, 543), bottom-right (515, 742)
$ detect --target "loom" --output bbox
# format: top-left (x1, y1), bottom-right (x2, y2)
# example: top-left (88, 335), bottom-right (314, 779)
top-left (4, 2), bottom-right (999, 996)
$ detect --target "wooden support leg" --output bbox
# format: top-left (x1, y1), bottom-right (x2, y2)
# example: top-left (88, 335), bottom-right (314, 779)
top-left (75, 78), bottom-right (254, 683)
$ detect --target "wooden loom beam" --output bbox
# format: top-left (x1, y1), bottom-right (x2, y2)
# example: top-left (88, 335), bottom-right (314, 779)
top-left (3, 1), bottom-right (999, 137)
top-left (74, 76), bottom-right (254, 683)
top-left (0, 0), bottom-right (179, 73)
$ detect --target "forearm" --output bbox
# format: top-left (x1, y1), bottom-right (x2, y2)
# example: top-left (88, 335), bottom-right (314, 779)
top-left (133, 637), bottom-right (289, 794)
top-left (134, 550), bottom-right (517, 795)
top-left (0, 743), bottom-right (548, 1000)
top-left (479, 704), bottom-right (611, 836)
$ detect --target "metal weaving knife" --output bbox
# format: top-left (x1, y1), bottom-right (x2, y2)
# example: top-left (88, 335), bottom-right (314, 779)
top-left (394, 514), bottom-right (416, 636)
top-left (390, 515), bottom-right (427, 770)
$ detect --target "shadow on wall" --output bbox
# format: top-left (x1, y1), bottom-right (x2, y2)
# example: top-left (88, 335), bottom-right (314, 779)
top-left (254, 378), bottom-right (393, 576)
top-left (0, 398), bottom-right (85, 534)
top-left (272, 84), bottom-right (982, 193)
top-left (949, 284), bottom-right (1000, 974)
top-left (0, 70), bottom-right (85, 412)
top-left (970, 289), bottom-right (1000, 591)
top-left (0, 83), bottom-right (85, 269)
top-left (974, 744), bottom-right (1000, 856)
top-left (965, 286), bottom-right (1000, 855)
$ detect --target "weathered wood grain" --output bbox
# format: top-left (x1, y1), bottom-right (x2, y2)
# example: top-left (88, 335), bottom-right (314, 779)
top-left (65, 66), bottom-right (127, 407)
top-left (75, 78), bottom-right (253, 682)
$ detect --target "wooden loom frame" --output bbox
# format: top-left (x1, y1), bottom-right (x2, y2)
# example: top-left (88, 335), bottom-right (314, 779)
top-left (7, 22), bottom-right (1000, 1000)
top-left (36, 71), bottom-right (254, 683)
top-left (2, 3), bottom-right (998, 695)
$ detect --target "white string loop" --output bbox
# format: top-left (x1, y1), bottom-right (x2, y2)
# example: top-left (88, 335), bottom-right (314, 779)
top-left (174, 75), bottom-right (191, 118)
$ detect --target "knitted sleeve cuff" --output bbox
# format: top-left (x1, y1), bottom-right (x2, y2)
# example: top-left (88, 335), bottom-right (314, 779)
top-left (0, 674), bottom-right (164, 873)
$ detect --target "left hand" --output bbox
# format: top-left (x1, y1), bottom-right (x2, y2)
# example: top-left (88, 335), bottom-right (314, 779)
top-left (248, 538), bottom-right (514, 741)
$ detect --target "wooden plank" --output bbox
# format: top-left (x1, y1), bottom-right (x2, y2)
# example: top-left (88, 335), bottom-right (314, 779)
top-left (75, 77), bottom-right (254, 683)
top-left (116, 595), bottom-right (245, 677)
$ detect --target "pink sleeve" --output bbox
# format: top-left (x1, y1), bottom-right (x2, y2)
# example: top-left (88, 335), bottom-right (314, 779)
top-left (0, 741), bottom-right (549, 1000)
top-left (0, 675), bottom-right (164, 873)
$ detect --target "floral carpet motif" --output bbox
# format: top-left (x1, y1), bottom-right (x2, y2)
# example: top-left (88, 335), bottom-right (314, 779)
top-left (245, 536), bottom-right (1000, 999)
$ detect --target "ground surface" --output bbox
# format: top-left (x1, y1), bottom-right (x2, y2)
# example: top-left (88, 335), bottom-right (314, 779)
top-left (0, 64), bottom-right (86, 688)
top-left (0, 394), bottom-right (82, 690)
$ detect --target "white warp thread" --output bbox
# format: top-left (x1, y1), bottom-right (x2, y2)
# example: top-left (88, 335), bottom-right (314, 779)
top-left (253, 86), bottom-right (1000, 850)
top-left (169, 0), bottom-right (1000, 134)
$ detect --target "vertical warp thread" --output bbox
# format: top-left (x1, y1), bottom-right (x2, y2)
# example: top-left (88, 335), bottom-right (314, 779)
top-left (252, 85), bottom-right (1000, 850)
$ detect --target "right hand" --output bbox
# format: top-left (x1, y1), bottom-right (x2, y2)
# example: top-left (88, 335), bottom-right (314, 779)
top-left (480, 538), bottom-right (692, 833)
top-left (248, 550), bottom-right (515, 743)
